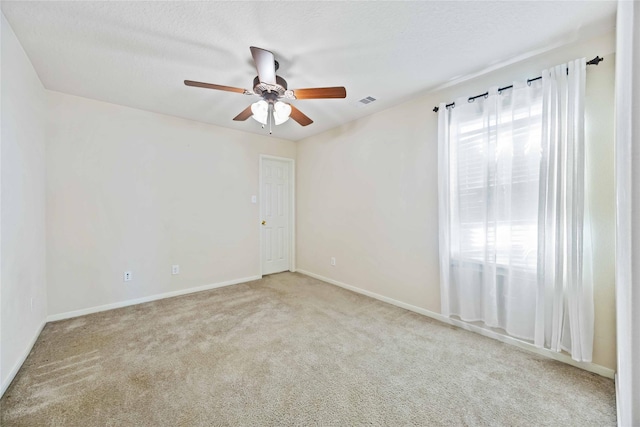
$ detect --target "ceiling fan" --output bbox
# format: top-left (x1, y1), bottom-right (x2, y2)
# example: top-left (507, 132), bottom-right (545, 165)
top-left (184, 46), bottom-right (347, 132)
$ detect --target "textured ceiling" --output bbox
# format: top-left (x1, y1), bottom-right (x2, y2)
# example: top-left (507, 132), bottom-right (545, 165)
top-left (1, 1), bottom-right (616, 141)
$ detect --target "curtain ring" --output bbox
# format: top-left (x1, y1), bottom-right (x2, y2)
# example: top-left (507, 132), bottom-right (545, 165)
top-left (527, 79), bottom-right (532, 86)
top-left (484, 93), bottom-right (489, 99)
top-left (468, 98), bottom-right (475, 103)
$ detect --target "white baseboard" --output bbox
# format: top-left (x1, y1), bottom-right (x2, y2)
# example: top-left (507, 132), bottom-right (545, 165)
top-left (1, 321), bottom-right (46, 397)
top-left (47, 275), bottom-right (261, 322)
top-left (297, 269), bottom-right (615, 379)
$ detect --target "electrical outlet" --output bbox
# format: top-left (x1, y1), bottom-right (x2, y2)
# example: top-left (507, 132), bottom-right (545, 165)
top-left (124, 271), bottom-right (132, 282)
top-left (172, 265), bottom-right (180, 275)
top-left (330, 257), bottom-right (336, 266)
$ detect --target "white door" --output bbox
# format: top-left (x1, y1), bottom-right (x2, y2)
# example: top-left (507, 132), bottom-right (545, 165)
top-left (261, 158), bottom-right (290, 275)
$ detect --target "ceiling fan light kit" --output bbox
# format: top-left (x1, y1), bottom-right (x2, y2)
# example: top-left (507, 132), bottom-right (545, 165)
top-left (250, 100), bottom-right (291, 126)
top-left (185, 46), bottom-right (346, 134)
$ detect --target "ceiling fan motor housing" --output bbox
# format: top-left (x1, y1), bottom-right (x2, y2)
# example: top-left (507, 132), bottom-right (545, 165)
top-left (253, 75), bottom-right (288, 98)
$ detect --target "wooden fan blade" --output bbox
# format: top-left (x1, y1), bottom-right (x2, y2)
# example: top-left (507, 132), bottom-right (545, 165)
top-left (233, 105), bottom-right (253, 121)
top-left (184, 80), bottom-right (251, 94)
top-left (250, 46), bottom-right (276, 85)
top-left (289, 105), bottom-right (313, 126)
top-left (292, 87), bottom-right (346, 100)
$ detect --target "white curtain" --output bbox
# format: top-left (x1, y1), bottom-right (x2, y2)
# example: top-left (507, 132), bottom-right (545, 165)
top-left (438, 58), bottom-right (594, 361)
top-left (536, 58), bottom-right (593, 361)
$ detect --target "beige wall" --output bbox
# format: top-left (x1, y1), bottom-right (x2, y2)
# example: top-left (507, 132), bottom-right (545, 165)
top-left (1, 14), bottom-right (48, 391)
top-left (46, 92), bottom-right (296, 316)
top-left (296, 33), bottom-right (617, 370)
top-left (585, 49), bottom-right (616, 370)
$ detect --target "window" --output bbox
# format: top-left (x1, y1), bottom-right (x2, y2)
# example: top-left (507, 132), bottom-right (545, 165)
top-left (449, 84), bottom-right (543, 272)
top-left (438, 59), bottom-right (594, 361)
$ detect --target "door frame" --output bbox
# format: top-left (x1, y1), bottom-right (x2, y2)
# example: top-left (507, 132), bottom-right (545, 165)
top-left (259, 154), bottom-right (296, 277)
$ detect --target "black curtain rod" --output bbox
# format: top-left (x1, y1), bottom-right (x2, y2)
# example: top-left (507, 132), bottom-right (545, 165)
top-left (432, 56), bottom-right (603, 113)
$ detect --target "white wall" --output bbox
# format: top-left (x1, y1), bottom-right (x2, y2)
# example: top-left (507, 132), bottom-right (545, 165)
top-left (0, 14), bottom-right (48, 393)
top-left (614, 0), bottom-right (640, 423)
top-left (296, 33), bottom-right (617, 370)
top-left (46, 92), bottom-right (296, 317)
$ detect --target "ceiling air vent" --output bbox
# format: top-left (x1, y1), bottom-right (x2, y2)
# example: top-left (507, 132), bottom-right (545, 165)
top-left (355, 96), bottom-right (378, 108)
top-left (359, 96), bottom-right (377, 105)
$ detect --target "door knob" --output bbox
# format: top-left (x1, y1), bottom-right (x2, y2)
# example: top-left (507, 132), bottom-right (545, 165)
top-left (261, 220), bottom-right (266, 225)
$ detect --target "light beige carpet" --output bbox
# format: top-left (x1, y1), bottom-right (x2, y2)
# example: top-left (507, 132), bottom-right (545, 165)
top-left (1, 272), bottom-right (615, 426)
